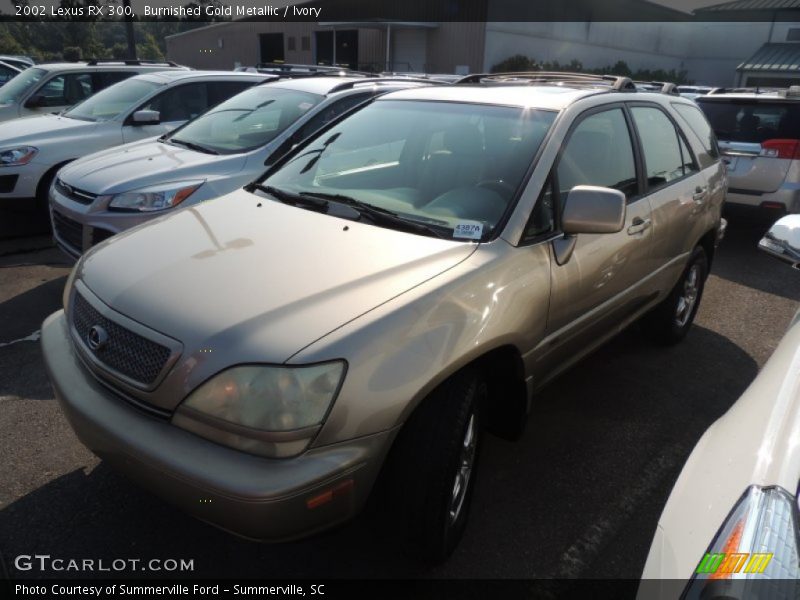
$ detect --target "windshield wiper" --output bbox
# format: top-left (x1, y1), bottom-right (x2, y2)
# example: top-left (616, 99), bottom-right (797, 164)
top-left (300, 191), bottom-right (448, 239)
top-left (247, 183), bottom-right (329, 211)
top-left (167, 138), bottom-right (219, 155)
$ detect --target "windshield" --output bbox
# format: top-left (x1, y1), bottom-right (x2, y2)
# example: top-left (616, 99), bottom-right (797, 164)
top-left (698, 99), bottom-right (800, 143)
top-left (0, 67), bottom-right (45, 105)
top-left (63, 79), bottom-right (159, 122)
top-left (168, 86), bottom-right (323, 154)
top-left (259, 100), bottom-right (556, 240)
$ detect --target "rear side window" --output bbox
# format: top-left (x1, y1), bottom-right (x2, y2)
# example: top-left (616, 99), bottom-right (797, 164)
top-left (673, 102), bottom-right (720, 167)
top-left (557, 107), bottom-right (638, 200)
top-left (92, 71), bottom-right (133, 91)
top-left (631, 106), bottom-right (687, 190)
top-left (207, 80), bottom-right (257, 106)
top-left (696, 99), bottom-right (800, 144)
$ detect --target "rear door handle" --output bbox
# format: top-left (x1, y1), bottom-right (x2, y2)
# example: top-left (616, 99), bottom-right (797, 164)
top-left (627, 217), bottom-right (652, 235)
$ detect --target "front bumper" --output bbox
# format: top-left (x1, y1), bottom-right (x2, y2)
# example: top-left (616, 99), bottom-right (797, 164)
top-left (50, 184), bottom-right (154, 258)
top-left (41, 310), bottom-right (393, 542)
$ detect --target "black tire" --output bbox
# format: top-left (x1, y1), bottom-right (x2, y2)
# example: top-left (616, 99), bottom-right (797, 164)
top-left (383, 368), bottom-right (486, 564)
top-left (642, 246), bottom-right (708, 345)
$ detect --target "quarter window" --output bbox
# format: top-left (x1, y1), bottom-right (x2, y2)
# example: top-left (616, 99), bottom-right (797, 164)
top-left (631, 106), bottom-right (686, 190)
top-left (557, 107), bottom-right (638, 200)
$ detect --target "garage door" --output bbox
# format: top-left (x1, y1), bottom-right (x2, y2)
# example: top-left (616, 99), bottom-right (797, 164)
top-left (391, 29), bottom-right (427, 72)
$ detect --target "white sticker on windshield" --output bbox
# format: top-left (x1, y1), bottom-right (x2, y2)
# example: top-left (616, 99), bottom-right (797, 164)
top-left (453, 221), bottom-right (483, 240)
top-left (298, 102), bottom-right (314, 111)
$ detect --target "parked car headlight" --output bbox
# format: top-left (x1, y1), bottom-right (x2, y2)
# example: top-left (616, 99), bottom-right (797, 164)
top-left (172, 362), bottom-right (346, 458)
top-left (0, 146), bottom-right (37, 166)
top-left (107, 180), bottom-right (203, 212)
top-left (684, 486), bottom-right (800, 599)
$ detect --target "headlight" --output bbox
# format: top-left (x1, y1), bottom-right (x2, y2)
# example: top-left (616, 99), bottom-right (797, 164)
top-left (172, 362), bottom-right (346, 458)
top-left (0, 146), bottom-right (37, 166)
top-left (107, 180), bottom-right (203, 212)
top-left (684, 485), bottom-right (800, 599)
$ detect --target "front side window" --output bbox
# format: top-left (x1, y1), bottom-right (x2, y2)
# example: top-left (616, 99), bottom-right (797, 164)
top-left (259, 99), bottom-right (556, 240)
top-left (0, 67), bottom-right (45, 105)
top-left (169, 86), bottom-right (322, 154)
top-left (37, 72), bottom-right (93, 106)
top-left (64, 79), bottom-right (159, 122)
top-left (631, 106), bottom-right (686, 190)
top-left (0, 64), bottom-right (17, 86)
top-left (141, 82), bottom-right (209, 123)
top-left (557, 107), bottom-right (637, 200)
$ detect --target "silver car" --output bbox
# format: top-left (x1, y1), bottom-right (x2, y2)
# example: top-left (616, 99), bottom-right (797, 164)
top-left (49, 77), bottom-right (438, 258)
top-left (697, 88), bottom-right (800, 213)
top-left (42, 72), bottom-right (726, 562)
top-left (0, 59), bottom-right (186, 123)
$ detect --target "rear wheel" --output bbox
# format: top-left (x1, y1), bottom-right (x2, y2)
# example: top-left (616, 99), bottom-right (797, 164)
top-left (642, 246), bottom-right (708, 345)
top-left (383, 368), bottom-right (486, 564)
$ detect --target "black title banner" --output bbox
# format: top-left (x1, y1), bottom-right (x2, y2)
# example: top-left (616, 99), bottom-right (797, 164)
top-left (3, 0), bottom-right (800, 22)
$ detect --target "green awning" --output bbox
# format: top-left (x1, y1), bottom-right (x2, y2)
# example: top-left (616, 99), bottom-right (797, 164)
top-left (738, 43), bottom-right (800, 72)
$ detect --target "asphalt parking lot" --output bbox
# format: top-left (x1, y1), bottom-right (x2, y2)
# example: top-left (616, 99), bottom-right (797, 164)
top-left (0, 216), bottom-right (798, 581)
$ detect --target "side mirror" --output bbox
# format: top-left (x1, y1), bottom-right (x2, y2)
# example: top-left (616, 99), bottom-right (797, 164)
top-left (25, 94), bottom-right (46, 108)
top-left (553, 185), bottom-right (626, 265)
top-left (759, 214), bottom-right (800, 268)
top-left (562, 185), bottom-right (626, 234)
top-left (132, 109), bottom-right (160, 125)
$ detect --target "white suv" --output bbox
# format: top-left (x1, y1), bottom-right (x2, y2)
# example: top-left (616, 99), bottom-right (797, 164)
top-left (0, 70), bottom-right (268, 216)
top-left (697, 88), bottom-right (800, 213)
top-left (0, 59), bottom-right (185, 123)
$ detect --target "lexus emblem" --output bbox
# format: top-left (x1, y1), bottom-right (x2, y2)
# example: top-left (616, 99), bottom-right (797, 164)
top-left (87, 325), bottom-right (109, 351)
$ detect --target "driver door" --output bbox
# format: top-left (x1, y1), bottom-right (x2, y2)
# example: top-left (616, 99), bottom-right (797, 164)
top-left (534, 105), bottom-right (656, 379)
top-left (122, 82), bottom-right (209, 143)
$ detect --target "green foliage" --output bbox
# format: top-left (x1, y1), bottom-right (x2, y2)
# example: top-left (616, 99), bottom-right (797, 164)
top-left (0, 0), bottom-right (216, 63)
top-left (62, 46), bottom-right (82, 61)
top-left (490, 54), bottom-right (691, 84)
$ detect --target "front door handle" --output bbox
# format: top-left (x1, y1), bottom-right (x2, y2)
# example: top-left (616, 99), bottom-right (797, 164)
top-left (693, 186), bottom-right (708, 203)
top-left (627, 217), bottom-right (652, 235)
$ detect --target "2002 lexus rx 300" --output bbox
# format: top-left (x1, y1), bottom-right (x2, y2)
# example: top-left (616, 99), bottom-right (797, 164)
top-left (42, 73), bottom-right (727, 562)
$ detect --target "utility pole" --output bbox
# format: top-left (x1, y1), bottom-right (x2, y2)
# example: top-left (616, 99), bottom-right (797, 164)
top-left (123, 0), bottom-right (136, 59)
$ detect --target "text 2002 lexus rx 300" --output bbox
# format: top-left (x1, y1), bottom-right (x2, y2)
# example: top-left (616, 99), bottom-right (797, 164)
top-left (42, 73), bottom-right (727, 562)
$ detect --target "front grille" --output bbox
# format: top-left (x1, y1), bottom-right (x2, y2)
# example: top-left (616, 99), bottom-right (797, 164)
top-left (52, 210), bottom-right (83, 254)
top-left (72, 292), bottom-right (171, 387)
top-left (55, 178), bottom-right (98, 205)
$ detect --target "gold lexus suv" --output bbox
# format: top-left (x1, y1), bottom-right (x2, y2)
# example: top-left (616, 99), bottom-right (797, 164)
top-left (42, 72), bottom-right (727, 563)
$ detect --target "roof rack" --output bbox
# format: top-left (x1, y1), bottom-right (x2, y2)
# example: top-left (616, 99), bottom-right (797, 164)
top-left (633, 80), bottom-right (680, 95)
top-left (456, 71), bottom-right (636, 92)
top-left (328, 76), bottom-right (446, 94)
top-left (85, 59), bottom-right (180, 67)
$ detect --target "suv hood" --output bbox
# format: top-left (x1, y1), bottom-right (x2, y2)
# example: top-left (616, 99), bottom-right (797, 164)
top-left (0, 113), bottom-right (93, 145)
top-left (77, 191), bottom-right (475, 368)
top-left (60, 139), bottom-right (247, 194)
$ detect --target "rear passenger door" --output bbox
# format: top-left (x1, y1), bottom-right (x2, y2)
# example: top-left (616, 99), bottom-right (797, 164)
top-left (541, 105), bottom-right (655, 372)
top-left (628, 103), bottom-right (708, 273)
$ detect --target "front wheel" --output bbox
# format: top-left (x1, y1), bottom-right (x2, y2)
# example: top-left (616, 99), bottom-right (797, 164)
top-left (642, 246), bottom-right (708, 345)
top-left (383, 368), bottom-right (486, 564)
